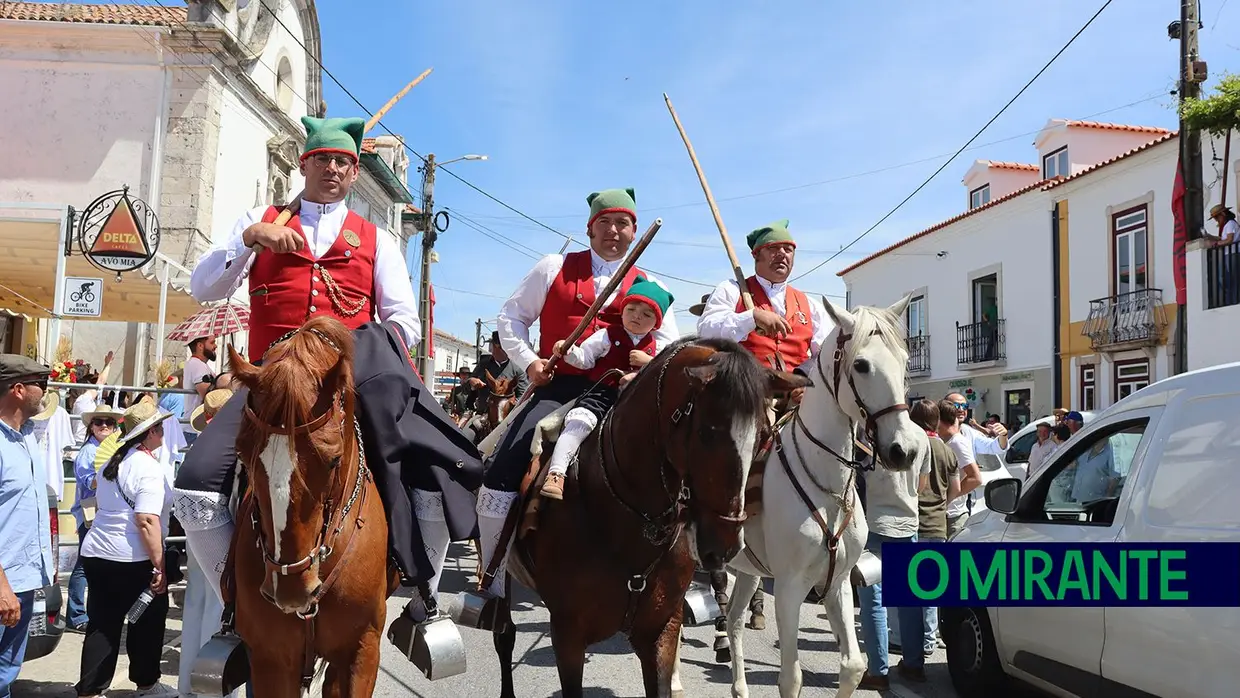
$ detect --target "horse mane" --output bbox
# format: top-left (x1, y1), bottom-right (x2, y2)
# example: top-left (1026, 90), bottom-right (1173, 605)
top-left (842, 304), bottom-right (909, 368)
top-left (617, 335), bottom-right (766, 421)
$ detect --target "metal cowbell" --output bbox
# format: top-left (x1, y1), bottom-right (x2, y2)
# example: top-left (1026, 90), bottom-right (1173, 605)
top-left (850, 549), bottom-right (882, 588)
top-left (387, 612), bottom-right (467, 681)
top-left (681, 580), bottom-right (722, 626)
top-left (190, 631), bottom-right (250, 697)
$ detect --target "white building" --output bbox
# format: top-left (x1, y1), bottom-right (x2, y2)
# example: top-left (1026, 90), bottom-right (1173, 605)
top-left (430, 328), bottom-right (477, 399)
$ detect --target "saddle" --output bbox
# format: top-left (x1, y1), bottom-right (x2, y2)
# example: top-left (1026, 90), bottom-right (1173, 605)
top-left (516, 400), bottom-right (578, 540)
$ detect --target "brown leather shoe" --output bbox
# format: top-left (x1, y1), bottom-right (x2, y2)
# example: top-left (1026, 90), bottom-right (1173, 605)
top-left (858, 672), bottom-right (890, 691)
top-left (897, 660), bottom-right (927, 683)
top-left (540, 472), bottom-right (565, 500)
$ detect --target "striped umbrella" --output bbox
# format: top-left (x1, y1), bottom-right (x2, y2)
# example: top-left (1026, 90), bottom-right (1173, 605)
top-left (166, 303), bottom-right (250, 342)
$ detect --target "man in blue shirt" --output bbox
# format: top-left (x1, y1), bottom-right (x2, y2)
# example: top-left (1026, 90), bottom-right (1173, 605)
top-left (0, 354), bottom-right (54, 696)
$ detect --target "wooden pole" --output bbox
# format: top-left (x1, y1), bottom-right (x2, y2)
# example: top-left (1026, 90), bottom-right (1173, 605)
top-left (664, 93), bottom-right (755, 312)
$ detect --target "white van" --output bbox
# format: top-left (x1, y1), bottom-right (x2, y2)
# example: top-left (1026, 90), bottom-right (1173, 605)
top-left (980, 411), bottom-right (1096, 481)
top-left (943, 362), bottom-right (1240, 698)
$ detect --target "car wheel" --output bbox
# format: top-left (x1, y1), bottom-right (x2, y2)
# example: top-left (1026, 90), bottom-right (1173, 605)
top-left (944, 607), bottom-right (1006, 697)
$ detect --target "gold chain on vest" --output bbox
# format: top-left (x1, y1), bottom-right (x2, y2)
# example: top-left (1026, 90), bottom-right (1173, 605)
top-left (319, 268), bottom-right (368, 317)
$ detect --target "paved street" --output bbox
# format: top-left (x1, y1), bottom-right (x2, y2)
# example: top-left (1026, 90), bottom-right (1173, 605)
top-left (16, 542), bottom-right (965, 697)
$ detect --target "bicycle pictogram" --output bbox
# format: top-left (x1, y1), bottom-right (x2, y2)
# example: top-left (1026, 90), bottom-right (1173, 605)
top-left (70, 282), bottom-right (97, 304)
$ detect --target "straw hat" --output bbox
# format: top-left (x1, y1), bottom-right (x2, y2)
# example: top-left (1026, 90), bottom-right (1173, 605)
top-left (32, 390), bottom-right (60, 422)
top-left (190, 388), bottom-right (234, 432)
top-left (117, 399), bottom-right (173, 447)
top-left (1210, 203), bottom-right (1233, 219)
top-left (80, 403), bottom-right (124, 428)
top-left (688, 293), bottom-right (711, 317)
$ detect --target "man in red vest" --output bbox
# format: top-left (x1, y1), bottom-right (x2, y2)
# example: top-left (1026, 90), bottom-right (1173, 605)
top-left (177, 116), bottom-right (482, 663)
top-left (696, 219), bottom-right (832, 637)
top-left (478, 188), bottom-right (681, 597)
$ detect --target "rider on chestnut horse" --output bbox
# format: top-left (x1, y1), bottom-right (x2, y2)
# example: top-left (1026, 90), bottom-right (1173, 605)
top-left (174, 116), bottom-right (483, 665)
top-left (480, 187), bottom-right (680, 598)
top-left (695, 219), bottom-right (833, 637)
top-left (459, 332), bottom-right (528, 444)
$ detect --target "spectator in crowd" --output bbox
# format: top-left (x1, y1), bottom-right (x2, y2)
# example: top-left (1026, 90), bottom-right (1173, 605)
top-left (69, 351), bottom-right (115, 444)
top-left (76, 400), bottom-right (176, 698)
top-left (1064, 411), bottom-right (1085, 435)
top-left (0, 356), bottom-right (55, 696)
top-left (1053, 423), bottom-right (1072, 445)
top-left (910, 399), bottom-right (958, 655)
top-left (1211, 204), bottom-right (1239, 244)
top-left (857, 412), bottom-right (932, 690)
top-left (938, 398), bottom-right (983, 539)
top-left (66, 405), bottom-right (124, 633)
top-left (182, 336), bottom-right (218, 416)
top-left (1027, 421), bottom-right (1059, 480)
top-left (1053, 407), bottom-right (1069, 425)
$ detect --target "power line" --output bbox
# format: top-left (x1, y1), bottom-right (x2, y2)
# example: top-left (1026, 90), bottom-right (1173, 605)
top-left (434, 285), bottom-right (510, 300)
top-left (792, 0), bottom-right (1114, 283)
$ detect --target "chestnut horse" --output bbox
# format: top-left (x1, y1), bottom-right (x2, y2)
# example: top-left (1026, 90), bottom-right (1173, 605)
top-left (478, 370), bottom-right (517, 440)
top-left (491, 337), bottom-right (809, 698)
top-left (229, 317), bottom-right (395, 697)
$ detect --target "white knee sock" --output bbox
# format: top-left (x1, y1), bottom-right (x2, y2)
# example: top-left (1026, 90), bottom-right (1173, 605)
top-left (476, 487), bottom-right (519, 596)
top-left (406, 489), bottom-right (451, 621)
top-left (185, 521), bottom-right (234, 607)
top-left (548, 409), bottom-right (597, 477)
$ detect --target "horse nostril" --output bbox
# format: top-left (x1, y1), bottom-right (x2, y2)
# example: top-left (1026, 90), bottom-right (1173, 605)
top-left (889, 443), bottom-right (907, 463)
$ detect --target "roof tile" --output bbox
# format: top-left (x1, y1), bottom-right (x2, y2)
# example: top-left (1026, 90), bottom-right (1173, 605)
top-left (361, 138), bottom-right (378, 154)
top-left (986, 161), bottom-right (1039, 172)
top-left (0, 2), bottom-right (186, 26)
top-left (1064, 120), bottom-right (1172, 135)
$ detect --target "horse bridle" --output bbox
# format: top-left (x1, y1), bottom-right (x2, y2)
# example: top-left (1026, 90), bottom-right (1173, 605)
top-left (241, 327), bottom-right (370, 619)
top-left (793, 328), bottom-right (909, 472)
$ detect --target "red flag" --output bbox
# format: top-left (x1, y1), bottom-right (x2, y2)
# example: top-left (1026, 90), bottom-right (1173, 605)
top-left (1172, 154), bottom-right (1188, 305)
top-left (427, 283), bottom-right (436, 359)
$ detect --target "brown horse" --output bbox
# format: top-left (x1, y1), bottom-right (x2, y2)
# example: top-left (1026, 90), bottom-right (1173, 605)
top-left (479, 370), bottom-right (517, 437)
top-left (490, 336), bottom-right (809, 698)
top-left (228, 317), bottom-right (396, 697)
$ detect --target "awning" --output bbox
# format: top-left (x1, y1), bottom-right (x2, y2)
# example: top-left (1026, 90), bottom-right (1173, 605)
top-left (0, 208), bottom-right (203, 324)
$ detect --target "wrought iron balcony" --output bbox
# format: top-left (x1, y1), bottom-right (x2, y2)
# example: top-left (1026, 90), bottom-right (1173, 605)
top-left (957, 319), bottom-right (1005, 366)
top-left (907, 335), bottom-right (930, 374)
top-left (1082, 288), bottom-right (1167, 350)
top-left (1206, 240), bottom-right (1240, 309)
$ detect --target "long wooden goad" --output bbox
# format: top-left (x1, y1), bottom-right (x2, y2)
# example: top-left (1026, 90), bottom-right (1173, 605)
top-left (663, 92), bottom-right (755, 312)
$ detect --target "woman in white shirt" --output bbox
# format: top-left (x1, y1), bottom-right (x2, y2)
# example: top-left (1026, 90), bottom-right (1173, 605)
top-left (1212, 204), bottom-right (1240, 244)
top-left (75, 401), bottom-right (175, 698)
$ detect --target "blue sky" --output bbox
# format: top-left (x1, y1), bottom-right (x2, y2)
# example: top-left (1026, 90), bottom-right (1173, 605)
top-left (313, 1), bottom-right (1240, 345)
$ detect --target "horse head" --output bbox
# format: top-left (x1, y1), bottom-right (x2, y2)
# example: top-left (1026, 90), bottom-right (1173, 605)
top-left (486, 371), bottom-right (515, 426)
top-left (811, 295), bottom-right (923, 472)
top-left (614, 337), bottom-right (809, 571)
top-left (229, 316), bottom-right (357, 615)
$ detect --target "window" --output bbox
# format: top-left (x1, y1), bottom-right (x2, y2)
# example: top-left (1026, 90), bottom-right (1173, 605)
top-left (972, 274), bottom-right (998, 323)
top-left (1112, 206), bottom-right (1148, 296)
top-left (1113, 359), bottom-right (1150, 402)
top-left (1042, 146), bottom-right (1069, 179)
top-left (906, 295), bottom-right (926, 337)
top-left (276, 56), bottom-right (294, 112)
top-left (1080, 365), bottom-right (1096, 411)
top-left (969, 184), bottom-right (991, 209)
top-left (1024, 419), bottom-right (1149, 526)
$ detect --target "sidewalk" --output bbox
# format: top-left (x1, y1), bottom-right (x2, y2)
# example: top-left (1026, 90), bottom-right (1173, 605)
top-left (12, 588), bottom-right (187, 698)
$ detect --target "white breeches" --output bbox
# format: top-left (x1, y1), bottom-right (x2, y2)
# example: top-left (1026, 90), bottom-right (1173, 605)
top-left (547, 408), bottom-right (598, 477)
top-left (407, 489), bottom-right (451, 621)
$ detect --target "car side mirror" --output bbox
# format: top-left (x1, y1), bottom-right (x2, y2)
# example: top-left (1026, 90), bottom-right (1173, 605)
top-left (984, 478), bottom-right (1022, 515)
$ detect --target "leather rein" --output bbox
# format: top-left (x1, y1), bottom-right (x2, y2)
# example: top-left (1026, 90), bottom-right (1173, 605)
top-left (240, 326), bottom-right (372, 690)
top-left (591, 343), bottom-right (751, 633)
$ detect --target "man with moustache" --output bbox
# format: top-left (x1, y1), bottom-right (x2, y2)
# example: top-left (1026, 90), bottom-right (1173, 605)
top-left (176, 116), bottom-right (482, 663)
top-left (183, 336), bottom-right (218, 415)
top-left (478, 188), bottom-right (680, 599)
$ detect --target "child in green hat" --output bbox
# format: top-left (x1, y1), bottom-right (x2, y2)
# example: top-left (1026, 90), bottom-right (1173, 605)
top-left (541, 279), bottom-right (674, 500)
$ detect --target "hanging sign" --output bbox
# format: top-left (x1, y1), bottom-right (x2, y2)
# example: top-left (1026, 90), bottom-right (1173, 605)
top-left (1001, 371), bottom-right (1034, 383)
top-left (62, 277), bottom-right (103, 317)
top-left (77, 186), bottom-right (160, 274)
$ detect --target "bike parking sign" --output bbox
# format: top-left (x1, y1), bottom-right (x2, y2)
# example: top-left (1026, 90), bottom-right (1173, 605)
top-left (63, 277), bottom-right (103, 317)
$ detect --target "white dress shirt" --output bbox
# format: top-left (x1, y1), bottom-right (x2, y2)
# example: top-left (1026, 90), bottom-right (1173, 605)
top-left (562, 327), bottom-right (658, 371)
top-left (1027, 437), bottom-right (1059, 479)
top-left (189, 201), bottom-right (422, 347)
top-left (696, 276), bottom-right (832, 357)
top-left (496, 250), bottom-right (681, 372)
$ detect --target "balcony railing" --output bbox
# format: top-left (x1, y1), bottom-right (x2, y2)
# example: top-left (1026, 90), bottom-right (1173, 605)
top-left (907, 335), bottom-right (930, 374)
top-left (1081, 288), bottom-right (1167, 350)
top-left (1206, 240), bottom-right (1240, 309)
top-left (957, 319), bottom-right (1005, 365)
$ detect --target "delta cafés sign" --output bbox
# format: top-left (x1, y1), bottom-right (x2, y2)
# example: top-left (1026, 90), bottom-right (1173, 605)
top-left (77, 186), bottom-right (161, 275)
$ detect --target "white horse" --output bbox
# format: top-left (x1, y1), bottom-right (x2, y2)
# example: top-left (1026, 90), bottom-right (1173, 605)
top-left (703, 296), bottom-right (926, 698)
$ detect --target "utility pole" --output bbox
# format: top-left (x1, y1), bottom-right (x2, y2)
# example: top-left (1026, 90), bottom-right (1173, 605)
top-left (417, 153), bottom-right (437, 383)
top-left (1175, 0), bottom-right (1206, 375)
top-left (475, 318), bottom-right (482, 364)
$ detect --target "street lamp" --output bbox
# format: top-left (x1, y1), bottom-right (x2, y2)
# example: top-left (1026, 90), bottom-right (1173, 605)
top-left (416, 152), bottom-right (488, 383)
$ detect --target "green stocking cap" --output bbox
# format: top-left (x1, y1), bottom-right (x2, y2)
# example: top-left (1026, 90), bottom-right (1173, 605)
top-left (623, 278), bottom-right (674, 329)
top-left (301, 116), bottom-right (366, 161)
top-left (587, 188), bottom-right (637, 227)
top-left (746, 219), bottom-right (796, 252)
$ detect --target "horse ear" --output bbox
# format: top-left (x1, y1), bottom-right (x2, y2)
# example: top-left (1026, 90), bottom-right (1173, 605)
top-left (821, 296), bottom-right (854, 333)
top-left (228, 345), bottom-right (259, 389)
top-left (887, 293), bottom-right (913, 321)
top-left (684, 364), bottom-right (717, 388)
top-left (765, 368), bottom-right (812, 395)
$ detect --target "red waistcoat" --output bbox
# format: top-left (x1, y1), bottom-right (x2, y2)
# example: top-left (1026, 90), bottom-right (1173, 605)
top-left (538, 251), bottom-right (643, 377)
top-left (590, 325), bottom-right (657, 384)
top-left (246, 206), bottom-right (377, 362)
top-left (736, 276), bottom-right (814, 370)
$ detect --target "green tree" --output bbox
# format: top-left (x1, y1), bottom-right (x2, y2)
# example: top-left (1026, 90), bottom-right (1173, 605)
top-left (1180, 73), bottom-right (1240, 135)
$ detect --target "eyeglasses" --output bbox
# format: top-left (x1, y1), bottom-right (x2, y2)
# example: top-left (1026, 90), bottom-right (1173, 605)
top-left (950, 402), bottom-right (968, 410)
top-left (90, 419), bottom-right (117, 428)
top-left (309, 153), bottom-right (356, 169)
top-left (20, 379), bottom-right (48, 390)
